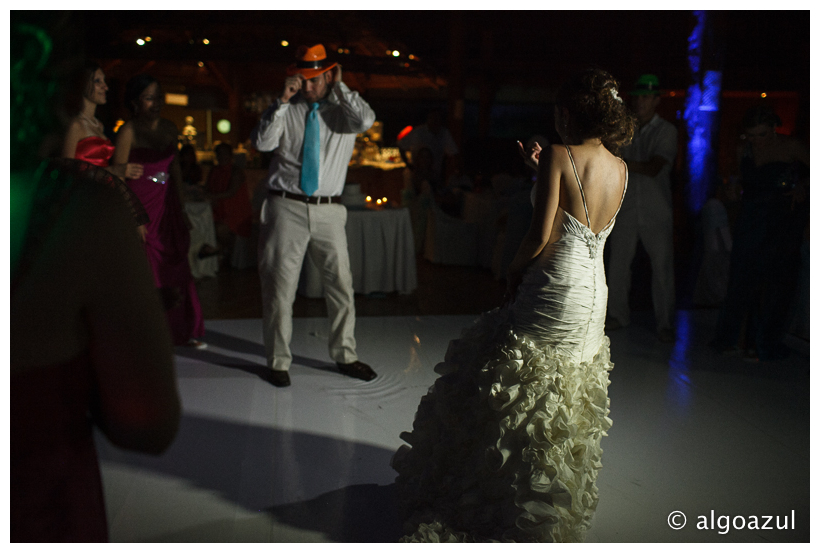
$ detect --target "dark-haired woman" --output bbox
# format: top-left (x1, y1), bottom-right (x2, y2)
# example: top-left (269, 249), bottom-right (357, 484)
top-left (392, 69), bottom-right (635, 542)
top-left (62, 63), bottom-right (149, 238)
top-left (113, 74), bottom-right (205, 348)
top-left (709, 106), bottom-right (809, 360)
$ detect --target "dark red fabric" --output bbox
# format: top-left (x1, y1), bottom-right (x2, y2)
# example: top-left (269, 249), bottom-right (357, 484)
top-left (10, 353), bottom-right (109, 542)
top-left (74, 136), bottom-right (115, 168)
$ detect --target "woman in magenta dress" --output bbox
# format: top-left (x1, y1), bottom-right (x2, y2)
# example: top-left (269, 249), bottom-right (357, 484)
top-left (114, 74), bottom-right (206, 348)
top-left (62, 62), bottom-right (149, 235)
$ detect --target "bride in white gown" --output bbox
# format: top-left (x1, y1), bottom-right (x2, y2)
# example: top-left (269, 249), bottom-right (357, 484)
top-left (392, 69), bottom-right (636, 542)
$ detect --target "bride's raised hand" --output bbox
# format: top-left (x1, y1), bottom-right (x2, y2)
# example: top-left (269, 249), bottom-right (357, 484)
top-left (517, 140), bottom-right (542, 171)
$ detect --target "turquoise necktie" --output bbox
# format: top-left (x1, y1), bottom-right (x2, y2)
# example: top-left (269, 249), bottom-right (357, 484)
top-left (300, 102), bottom-right (320, 196)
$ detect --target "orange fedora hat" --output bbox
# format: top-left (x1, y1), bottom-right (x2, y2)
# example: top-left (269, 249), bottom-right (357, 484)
top-left (286, 44), bottom-right (337, 79)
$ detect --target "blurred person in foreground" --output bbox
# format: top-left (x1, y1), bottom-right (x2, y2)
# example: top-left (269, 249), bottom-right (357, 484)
top-left (10, 19), bottom-right (180, 542)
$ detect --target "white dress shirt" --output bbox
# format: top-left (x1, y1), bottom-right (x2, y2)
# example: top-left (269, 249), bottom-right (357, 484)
top-left (618, 114), bottom-right (678, 226)
top-left (251, 81), bottom-right (376, 197)
top-left (397, 124), bottom-right (459, 178)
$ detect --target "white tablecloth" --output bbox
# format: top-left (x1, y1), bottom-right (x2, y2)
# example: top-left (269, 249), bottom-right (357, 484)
top-left (184, 201), bottom-right (219, 279)
top-left (299, 207), bottom-right (417, 298)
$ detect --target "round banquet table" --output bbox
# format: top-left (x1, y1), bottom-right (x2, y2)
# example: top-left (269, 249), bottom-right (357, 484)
top-left (298, 206), bottom-right (418, 298)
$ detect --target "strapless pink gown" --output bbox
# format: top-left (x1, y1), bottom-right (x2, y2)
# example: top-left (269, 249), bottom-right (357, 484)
top-left (127, 146), bottom-right (204, 344)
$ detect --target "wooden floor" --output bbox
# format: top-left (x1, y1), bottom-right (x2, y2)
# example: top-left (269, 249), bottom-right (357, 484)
top-left (195, 256), bottom-right (508, 320)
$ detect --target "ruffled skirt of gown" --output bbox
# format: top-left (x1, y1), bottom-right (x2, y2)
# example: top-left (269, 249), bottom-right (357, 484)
top-left (391, 306), bottom-right (613, 542)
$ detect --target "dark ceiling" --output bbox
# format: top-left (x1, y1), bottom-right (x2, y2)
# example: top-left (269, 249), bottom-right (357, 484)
top-left (76, 10), bottom-right (808, 93)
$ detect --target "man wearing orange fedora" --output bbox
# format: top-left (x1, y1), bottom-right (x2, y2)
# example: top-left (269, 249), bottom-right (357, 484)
top-left (605, 74), bottom-right (678, 343)
top-left (251, 44), bottom-right (377, 387)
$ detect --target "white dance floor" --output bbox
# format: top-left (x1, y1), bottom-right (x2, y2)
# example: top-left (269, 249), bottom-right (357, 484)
top-left (96, 310), bottom-right (810, 543)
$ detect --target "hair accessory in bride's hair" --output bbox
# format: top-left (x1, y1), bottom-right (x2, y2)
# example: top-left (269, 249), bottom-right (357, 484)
top-left (610, 87), bottom-right (623, 103)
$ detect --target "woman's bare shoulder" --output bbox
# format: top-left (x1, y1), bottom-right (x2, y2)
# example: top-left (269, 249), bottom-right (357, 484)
top-left (66, 117), bottom-right (86, 133)
top-left (548, 143), bottom-right (570, 166)
top-left (118, 120), bottom-right (136, 137)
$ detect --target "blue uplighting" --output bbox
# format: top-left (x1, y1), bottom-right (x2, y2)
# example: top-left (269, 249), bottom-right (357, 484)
top-left (669, 311), bottom-right (692, 374)
top-left (684, 11), bottom-right (722, 214)
top-left (666, 311), bottom-right (694, 411)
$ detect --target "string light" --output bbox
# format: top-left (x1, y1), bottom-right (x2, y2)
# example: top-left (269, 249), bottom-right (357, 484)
top-left (136, 38), bottom-right (145, 46)
top-left (202, 38), bottom-right (210, 45)
top-left (281, 40), bottom-right (289, 47)
top-left (392, 50), bottom-right (400, 57)
top-left (144, 36), bottom-right (152, 42)
top-left (761, 92), bottom-right (767, 98)
top-left (198, 61), bottom-right (204, 68)
top-left (408, 54), bottom-right (415, 60)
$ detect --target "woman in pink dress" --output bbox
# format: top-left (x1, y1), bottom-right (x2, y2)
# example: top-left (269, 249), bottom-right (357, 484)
top-left (114, 74), bottom-right (206, 348)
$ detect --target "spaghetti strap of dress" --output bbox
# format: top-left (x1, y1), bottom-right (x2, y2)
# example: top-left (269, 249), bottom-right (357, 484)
top-left (565, 145), bottom-right (591, 227)
top-left (565, 146), bottom-right (629, 235)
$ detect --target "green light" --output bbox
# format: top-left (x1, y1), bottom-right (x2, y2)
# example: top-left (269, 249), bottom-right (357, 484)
top-left (216, 119), bottom-right (231, 134)
top-left (10, 167), bottom-right (42, 274)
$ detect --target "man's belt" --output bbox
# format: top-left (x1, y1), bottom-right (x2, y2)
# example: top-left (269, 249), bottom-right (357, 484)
top-left (271, 190), bottom-right (342, 205)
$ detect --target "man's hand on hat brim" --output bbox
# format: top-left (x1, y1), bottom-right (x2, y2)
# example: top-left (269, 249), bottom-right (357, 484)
top-left (280, 74), bottom-right (304, 104)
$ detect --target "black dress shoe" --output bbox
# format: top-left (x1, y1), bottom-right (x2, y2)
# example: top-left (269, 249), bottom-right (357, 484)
top-left (263, 370), bottom-right (291, 387)
top-left (337, 361), bottom-right (377, 381)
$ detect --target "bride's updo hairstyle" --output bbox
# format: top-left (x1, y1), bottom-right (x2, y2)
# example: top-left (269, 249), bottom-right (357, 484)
top-left (555, 68), bottom-right (635, 154)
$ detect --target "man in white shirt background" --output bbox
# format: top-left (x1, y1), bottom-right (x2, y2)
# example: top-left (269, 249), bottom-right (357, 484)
top-left (251, 44), bottom-right (377, 387)
top-left (605, 74), bottom-right (678, 343)
top-left (398, 109), bottom-right (459, 191)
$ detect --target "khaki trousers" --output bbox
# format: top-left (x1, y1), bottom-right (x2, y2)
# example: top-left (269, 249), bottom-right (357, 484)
top-left (258, 195), bottom-right (358, 372)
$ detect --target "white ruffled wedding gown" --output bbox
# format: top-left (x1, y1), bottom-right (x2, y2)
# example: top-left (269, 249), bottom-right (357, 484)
top-left (392, 145), bottom-right (628, 542)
